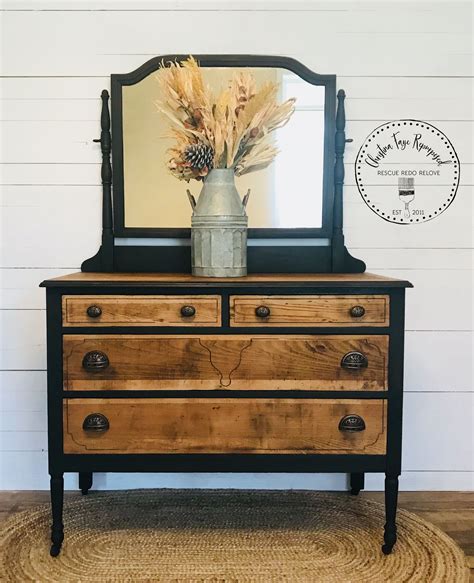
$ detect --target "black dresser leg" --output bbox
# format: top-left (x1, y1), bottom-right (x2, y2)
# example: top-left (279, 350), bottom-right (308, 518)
top-left (50, 473), bottom-right (64, 557)
top-left (382, 474), bottom-right (399, 555)
top-left (350, 472), bottom-right (365, 495)
top-left (79, 472), bottom-right (93, 495)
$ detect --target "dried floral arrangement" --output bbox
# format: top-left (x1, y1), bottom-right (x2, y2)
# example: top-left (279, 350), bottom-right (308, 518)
top-left (155, 56), bottom-right (296, 181)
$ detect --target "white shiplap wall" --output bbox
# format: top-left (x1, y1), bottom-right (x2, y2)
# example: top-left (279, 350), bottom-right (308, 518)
top-left (1, 0), bottom-right (473, 491)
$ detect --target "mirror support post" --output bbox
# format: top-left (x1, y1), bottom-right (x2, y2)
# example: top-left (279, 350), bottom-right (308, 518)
top-left (82, 90), bottom-right (114, 272)
top-left (332, 89), bottom-right (347, 271)
top-left (331, 89), bottom-right (365, 273)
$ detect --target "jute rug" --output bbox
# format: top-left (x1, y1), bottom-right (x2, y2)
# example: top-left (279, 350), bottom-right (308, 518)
top-left (0, 490), bottom-right (469, 582)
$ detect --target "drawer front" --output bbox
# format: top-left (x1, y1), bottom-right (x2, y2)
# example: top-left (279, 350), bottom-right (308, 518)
top-left (63, 334), bottom-right (388, 391)
top-left (62, 295), bottom-right (221, 327)
top-left (63, 398), bottom-right (386, 455)
top-left (230, 295), bottom-right (389, 327)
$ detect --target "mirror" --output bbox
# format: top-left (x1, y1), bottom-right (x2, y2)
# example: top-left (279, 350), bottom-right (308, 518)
top-left (120, 67), bottom-right (326, 231)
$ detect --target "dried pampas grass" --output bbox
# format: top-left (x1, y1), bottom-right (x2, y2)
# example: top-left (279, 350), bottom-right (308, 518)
top-left (155, 56), bottom-right (295, 181)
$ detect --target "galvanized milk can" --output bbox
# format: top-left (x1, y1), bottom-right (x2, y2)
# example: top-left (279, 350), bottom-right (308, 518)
top-left (187, 169), bottom-right (249, 277)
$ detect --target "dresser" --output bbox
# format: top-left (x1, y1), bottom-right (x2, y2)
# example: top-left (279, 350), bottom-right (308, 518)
top-left (41, 271), bottom-right (412, 557)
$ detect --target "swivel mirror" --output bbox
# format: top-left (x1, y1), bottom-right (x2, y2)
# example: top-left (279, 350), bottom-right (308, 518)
top-left (120, 67), bottom-right (326, 232)
top-left (82, 55), bottom-right (364, 273)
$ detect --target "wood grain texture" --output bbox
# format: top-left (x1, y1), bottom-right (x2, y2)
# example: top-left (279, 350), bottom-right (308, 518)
top-left (62, 295), bottom-right (221, 327)
top-left (42, 271), bottom-right (411, 286)
top-left (63, 334), bottom-right (388, 391)
top-left (63, 398), bottom-right (387, 455)
top-left (2, 1), bottom-right (472, 495)
top-left (230, 295), bottom-right (389, 327)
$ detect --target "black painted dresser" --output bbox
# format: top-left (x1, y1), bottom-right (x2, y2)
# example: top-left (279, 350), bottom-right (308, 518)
top-left (41, 271), bottom-right (412, 556)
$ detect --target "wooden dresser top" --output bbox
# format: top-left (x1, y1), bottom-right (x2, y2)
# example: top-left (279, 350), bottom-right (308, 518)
top-left (41, 272), bottom-right (412, 288)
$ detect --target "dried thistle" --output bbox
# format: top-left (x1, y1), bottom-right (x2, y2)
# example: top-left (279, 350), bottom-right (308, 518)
top-left (155, 56), bottom-right (295, 181)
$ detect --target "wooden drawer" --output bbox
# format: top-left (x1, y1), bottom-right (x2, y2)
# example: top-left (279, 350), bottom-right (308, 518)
top-left (62, 295), bottom-right (221, 327)
top-left (63, 398), bottom-right (387, 455)
top-left (63, 334), bottom-right (388, 391)
top-left (230, 295), bottom-right (389, 327)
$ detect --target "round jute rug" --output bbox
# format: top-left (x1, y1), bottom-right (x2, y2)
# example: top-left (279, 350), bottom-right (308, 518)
top-left (0, 489), bottom-right (469, 582)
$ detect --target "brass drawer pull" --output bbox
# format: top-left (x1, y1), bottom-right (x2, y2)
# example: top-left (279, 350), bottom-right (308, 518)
top-left (82, 413), bottom-right (109, 433)
top-left (82, 350), bottom-right (109, 372)
top-left (350, 305), bottom-right (365, 318)
top-left (86, 305), bottom-right (102, 318)
top-left (255, 305), bottom-right (271, 318)
top-left (180, 305), bottom-right (196, 317)
top-left (341, 351), bottom-right (368, 370)
top-left (339, 414), bottom-right (366, 432)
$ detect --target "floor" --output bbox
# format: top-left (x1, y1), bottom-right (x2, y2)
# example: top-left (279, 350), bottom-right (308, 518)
top-left (1, 490), bottom-right (472, 580)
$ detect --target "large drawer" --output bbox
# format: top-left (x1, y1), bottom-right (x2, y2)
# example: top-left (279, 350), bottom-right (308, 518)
top-left (63, 334), bottom-right (388, 391)
top-left (230, 295), bottom-right (389, 327)
top-left (63, 398), bottom-right (387, 455)
top-left (62, 295), bottom-right (221, 327)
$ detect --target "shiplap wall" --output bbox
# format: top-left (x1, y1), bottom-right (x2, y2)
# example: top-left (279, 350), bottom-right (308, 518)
top-left (1, 0), bottom-right (473, 491)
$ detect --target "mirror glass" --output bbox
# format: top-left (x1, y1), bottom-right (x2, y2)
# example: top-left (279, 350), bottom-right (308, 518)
top-left (122, 67), bottom-right (326, 230)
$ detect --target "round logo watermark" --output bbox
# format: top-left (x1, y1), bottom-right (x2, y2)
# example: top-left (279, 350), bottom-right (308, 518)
top-left (355, 120), bottom-right (459, 224)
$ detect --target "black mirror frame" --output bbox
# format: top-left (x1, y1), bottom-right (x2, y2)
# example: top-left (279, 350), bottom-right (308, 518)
top-left (82, 55), bottom-right (365, 274)
top-left (111, 54), bottom-right (336, 239)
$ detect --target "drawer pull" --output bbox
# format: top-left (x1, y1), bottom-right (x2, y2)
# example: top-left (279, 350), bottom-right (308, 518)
top-left (255, 305), bottom-right (271, 318)
top-left (341, 351), bottom-right (368, 370)
top-left (82, 350), bottom-right (109, 372)
top-left (180, 305), bottom-right (196, 318)
top-left (350, 305), bottom-right (365, 318)
top-left (86, 305), bottom-right (102, 318)
top-left (82, 413), bottom-right (110, 433)
top-left (339, 414), bottom-right (366, 432)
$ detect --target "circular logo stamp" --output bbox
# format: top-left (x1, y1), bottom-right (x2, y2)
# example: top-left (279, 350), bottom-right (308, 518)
top-left (355, 120), bottom-right (459, 224)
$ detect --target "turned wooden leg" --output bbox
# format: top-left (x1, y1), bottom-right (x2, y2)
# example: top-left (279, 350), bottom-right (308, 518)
top-left (79, 472), bottom-right (93, 495)
top-left (350, 472), bottom-right (365, 496)
top-left (50, 473), bottom-right (64, 557)
top-left (382, 474), bottom-right (399, 555)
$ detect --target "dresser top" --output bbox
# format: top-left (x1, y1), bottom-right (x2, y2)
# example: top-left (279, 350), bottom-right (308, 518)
top-left (40, 272), bottom-right (412, 288)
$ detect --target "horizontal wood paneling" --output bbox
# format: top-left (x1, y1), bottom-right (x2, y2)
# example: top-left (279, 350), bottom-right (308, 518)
top-left (1, 186), bottom-right (472, 269)
top-left (1, 326), bottom-right (472, 393)
top-left (1, 328), bottom-right (472, 393)
top-left (402, 393), bottom-right (473, 472)
top-left (0, 310), bottom-right (46, 370)
top-left (404, 332), bottom-right (473, 393)
top-left (5, 392), bottom-right (471, 469)
top-left (2, 75), bottom-right (472, 106)
top-left (0, 457), bottom-right (472, 491)
top-left (2, 93), bottom-right (473, 122)
top-left (2, 120), bottom-right (472, 164)
top-left (1, 8), bottom-right (471, 76)
top-left (2, 162), bottom-right (472, 188)
top-left (1, 0), bottom-right (472, 491)
top-left (3, 269), bottom-right (471, 332)
top-left (2, 394), bottom-right (469, 468)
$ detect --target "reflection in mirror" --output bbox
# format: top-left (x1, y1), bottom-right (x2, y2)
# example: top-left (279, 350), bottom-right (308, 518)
top-left (122, 68), bottom-right (325, 230)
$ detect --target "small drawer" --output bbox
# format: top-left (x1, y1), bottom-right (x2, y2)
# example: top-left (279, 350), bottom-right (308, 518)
top-left (230, 295), bottom-right (389, 327)
top-left (62, 295), bottom-right (221, 327)
top-left (63, 334), bottom-right (388, 391)
top-left (63, 398), bottom-right (387, 455)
